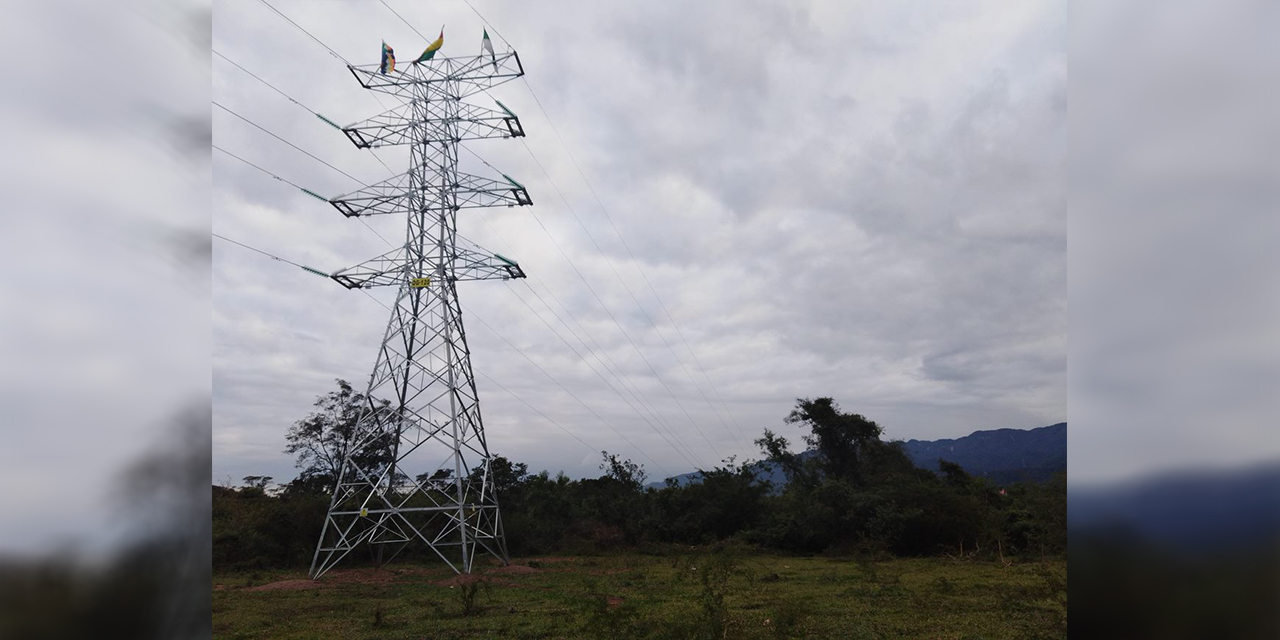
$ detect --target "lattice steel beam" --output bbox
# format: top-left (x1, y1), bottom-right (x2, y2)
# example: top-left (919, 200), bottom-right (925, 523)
top-left (310, 49), bottom-right (532, 579)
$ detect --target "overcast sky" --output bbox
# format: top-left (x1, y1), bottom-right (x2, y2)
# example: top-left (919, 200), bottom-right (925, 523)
top-left (212, 0), bottom-right (1066, 485)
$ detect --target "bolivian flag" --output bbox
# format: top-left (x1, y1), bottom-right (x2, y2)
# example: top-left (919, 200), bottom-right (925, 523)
top-left (380, 41), bottom-right (395, 74)
top-left (416, 29), bottom-right (444, 62)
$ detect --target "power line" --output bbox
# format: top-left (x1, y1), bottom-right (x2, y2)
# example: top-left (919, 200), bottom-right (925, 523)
top-left (473, 217), bottom-right (711, 470)
top-left (528, 130), bottom-right (749, 450)
top-left (463, 128), bottom-right (718, 463)
top-left (209, 67), bottom-right (397, 247)
top-left (235, 1), bottom-right (691, 477)
top-left (213, 49), bottom-right (316, 113)
top-left (515, 77), bottom-right (746, 453)
top-left (513, 139), bottom-right (723, 455)
top-left (475, 369), bottom-right (599, 456)
top-left (211, 54), bottom-right (400, 234)
top-left (518, 281), bottom-right (701, 459)
top-left (514, 282), bottom-right (710, 468)
top-left (256, 0), bottom-right (349, 64)
top-left (461, 0), bottom-right (509, 49)
top-left (387, 1), bottom-right (725, 467)
top-left (379, 0), bottom-right (427, 41)
top-left (252, 0), bottom-right (395, 115)
top-left (473, 131), bottom-right (725, 457)
top-left (473, 217), bottom-right (711, 468)
top-left (212, 142), bottom-right (394, 249)
top-left (212, 48), bottom-right (398, 177)
top-left (505, 283), bottom-right (707, 470)
top-left (218, 236), bottom-right (602, 460)
top-left (527, 104), bottom-right (750, 452)
top-left (213, 143), bottom-right (308, 192)
top-left (213, 100), bottom-right (365, 184)
top-left (464, 304), bottom-right (671, 477)
top-left (212, 232), bottom-right (330, 278)
top-left (463, 0), bottom-right (748, 456)
top-left (302, 32), bottom-right (652, 574)
top-left (354, 287), bottom-right (599, 457)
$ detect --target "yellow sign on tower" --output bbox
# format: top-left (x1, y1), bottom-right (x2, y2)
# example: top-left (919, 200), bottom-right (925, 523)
top-left (410, 277), bottom-right (431, 288)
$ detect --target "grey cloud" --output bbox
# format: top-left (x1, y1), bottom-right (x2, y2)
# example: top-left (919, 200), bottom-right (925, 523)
top-left (213, 0), bottom-right (1067, 485)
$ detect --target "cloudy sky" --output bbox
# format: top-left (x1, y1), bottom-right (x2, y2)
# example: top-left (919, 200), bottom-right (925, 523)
top-left (213, 0), bottom-right (1066, 485)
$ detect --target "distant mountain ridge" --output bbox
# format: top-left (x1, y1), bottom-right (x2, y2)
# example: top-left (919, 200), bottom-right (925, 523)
top-left (1069, 461), bottom-right (1280, 551)
top-left (902, 422), bottom-right (1066, 484)
top-left (648, 422), bottom-right (1067, 489)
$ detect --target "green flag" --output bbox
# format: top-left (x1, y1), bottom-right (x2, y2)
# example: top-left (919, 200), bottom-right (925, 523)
top-left (482, 29), bottom-right (496, 72)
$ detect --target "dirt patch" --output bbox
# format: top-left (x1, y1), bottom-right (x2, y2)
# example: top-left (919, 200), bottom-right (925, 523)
top-left (592, 567), bottom-right (635, 575)
top-left (488, 564), bottom-right (541, 575)
top-left (240, 564), bottom-right (547, 592)
top-left (323, 568), bottom-right (399, 585)
top-left (607, 596), bottom-right (624, 608)
top-left (246, 579), bottom-right (319, 592)
top-left (520, 556), bottom-right (576, 564)
top-left (432, 574), bottom-right (519, 588)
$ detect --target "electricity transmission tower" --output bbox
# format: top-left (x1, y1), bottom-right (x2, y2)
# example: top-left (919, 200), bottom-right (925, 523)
top-left (309, 47), bottom-right (531, 578)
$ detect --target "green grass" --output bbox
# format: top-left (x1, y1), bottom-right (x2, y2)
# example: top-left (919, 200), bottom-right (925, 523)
top-left (213, 554), bottom-right (1066, 639)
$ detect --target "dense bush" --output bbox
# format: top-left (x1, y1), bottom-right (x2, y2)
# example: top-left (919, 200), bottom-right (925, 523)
top-left (212, 484), bottom-right (327, 569)
top-left (213, 395), bottom-right (1066, 570)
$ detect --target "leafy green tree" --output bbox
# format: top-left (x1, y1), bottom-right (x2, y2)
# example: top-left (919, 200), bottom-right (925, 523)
top-left (938, 460), bottom-right (972, 489)
top-left (787, 397), bottom-right (884, 484)
top-left (283, 379), bottom-right (397, 493)
top-left (599, 450), bottom-right (648, 490)
top-left (755, 429), bottom-right (805, 485)
top-left (468, 455), bottom-right (529, 496)
top-left (652, 458), bottom-right (767, 542)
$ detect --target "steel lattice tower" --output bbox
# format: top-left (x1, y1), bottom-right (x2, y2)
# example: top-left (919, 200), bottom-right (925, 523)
top-left (309, 48), bottom-right (531, 578)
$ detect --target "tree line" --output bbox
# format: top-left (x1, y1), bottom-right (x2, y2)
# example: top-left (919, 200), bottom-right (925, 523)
top-left (213, 382), bottom-right (1065, 570)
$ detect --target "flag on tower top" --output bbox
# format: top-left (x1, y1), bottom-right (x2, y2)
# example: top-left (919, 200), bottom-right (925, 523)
top-left (416, 29), bottom-right (444, 62)
top-left (481, 29), bottom-right (496, 72)
top-left (380, 41), bottom-right (395, 74)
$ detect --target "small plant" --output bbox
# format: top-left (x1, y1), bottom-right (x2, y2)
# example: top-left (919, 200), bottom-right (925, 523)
top-left (933, 576), bottom-right (957, 595)
top-left (577, 579), bottom-right (639, 638)
top-left (855, 554), bottom-right (879, 582)
top-left (372, 603), bottom-right (384, 627)
top-left (998, 563), bottom-right (1067, 637)
top-left (766, 598), bottom-right (809, 638)
top-left (1035, 563), bottom-right (1068, 633)
top-left (692, 550), bottom-right (738, 639)
top-left (456, 579), bottom-right (488, 617)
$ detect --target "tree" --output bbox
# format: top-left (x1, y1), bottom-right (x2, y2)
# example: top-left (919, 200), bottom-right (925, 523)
top-left (469, 455), bottom-right (529, 496)
top-left (599, 451), bottom-right (647, 490)
top-left (786, 397), bottom-right (884, 484)
top-left (283, 379), bottom-right (396, 492)
top-left (938, 460), bottom-right (972, 490)
top-left (241, 475), bottom-right (272, 491)
top-left (754, 429), bottom-right (804, 485)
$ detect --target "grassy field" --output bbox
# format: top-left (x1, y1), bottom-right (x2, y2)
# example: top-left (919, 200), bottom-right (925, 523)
top-left (213, 553), bottom-right (1066, 639)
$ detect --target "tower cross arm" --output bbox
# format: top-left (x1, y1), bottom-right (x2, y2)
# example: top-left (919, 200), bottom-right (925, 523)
top-left (329, 240), bottom-right (526, 290)
top-left (329, 170), bottom-right (532, 218)
top-left (342, 100), bottom-right (525, 149)
top-left (347, 51), bottom-right (525, 99)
